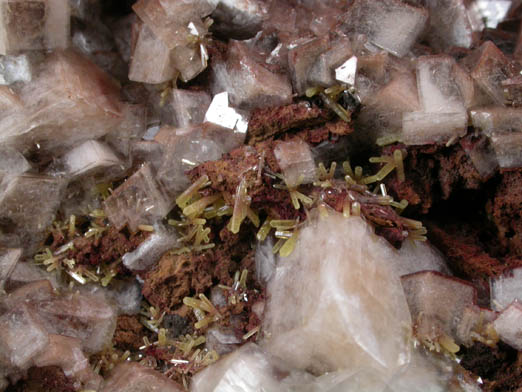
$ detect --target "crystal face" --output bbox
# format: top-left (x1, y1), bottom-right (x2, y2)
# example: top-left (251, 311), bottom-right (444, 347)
top-left (262, 211), bottom-right (412, 376)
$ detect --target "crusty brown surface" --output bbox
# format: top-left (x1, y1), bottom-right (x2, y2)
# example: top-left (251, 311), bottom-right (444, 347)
top-left (5, 366), bottom-right (75, 392)
top-left (246, 101), bottom-right (334, 144)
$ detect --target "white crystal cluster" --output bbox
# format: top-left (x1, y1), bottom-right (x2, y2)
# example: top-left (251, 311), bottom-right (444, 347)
top-left (193, 211), bottom-right (484, 391)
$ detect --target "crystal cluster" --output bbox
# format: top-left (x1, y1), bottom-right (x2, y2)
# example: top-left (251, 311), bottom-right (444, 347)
top-left (0, 0), bottom-right (520, 390)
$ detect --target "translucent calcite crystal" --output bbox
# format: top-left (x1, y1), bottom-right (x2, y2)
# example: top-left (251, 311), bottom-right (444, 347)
top-left (104, 163), bottom-right (172, 232)
top-left (0, 0), bottom-right (70, 55)
top-left (355, 73), bottom-right (421, 142)
top-left (61, 140), bottom-right (123, 178)
top-left (490, 267), bottom-right (522, 311)
top-left (401, 271), bottom-right (478, 346)
top-left (356, 72), bottom-right (420, 141)
top-left (163, 89), bottom-right (211, 128)
top-left (0, 174), bottom-right (65, 252)
top-left (393, 240), bottom-right (450, 277)
top-left (288, 36), bottom-right (330, 95)
top-left (274, 139), bottom-right (317, 188)
top-left (0, 247), bottom-right (21, 291)
top-left (132, 0), bottom-right (214, 51)
top-left (34, 290), bottom-right (117, 354)
top-left (0, 54), bottom-right (33, 85)
top-left (262, 211), bottom-right (412, 375)
top-left (190, 343), bottom-right (315, 392)
top-left (470, 107), bottom-right (522, 168)
top-left (155, 123), bottom-right (244, 196)
top-left (0, 50), bottom-right (123, 155)
top-left (402, 111), bottom-right (468, 145)
top-left (416, 55), bottom-right (467, 114)
top-left (0, 145), bottom-right (30, 181)
top-left (128, 22), bottom-right (177, 84)
top-left (101, 362), bottom-right (184, 392)
top-left (308, 38), bottom-right (353, 88)
top-left (493, 302), bottom-right (522, 350)
top-left (0, 304), bottom-right (49, 370)
top-left (123, 223), bottom-right (178, 272)
top-left (340, 0), bottom-right (428, 57)
top-left (213, 41), bottom-right (292, 110)
top-left (463, 41), bottom-right (518, 106)
top-left (132, 0), bottom-right (215, 83)
top-left (421, 0), bottom-right (483, 51)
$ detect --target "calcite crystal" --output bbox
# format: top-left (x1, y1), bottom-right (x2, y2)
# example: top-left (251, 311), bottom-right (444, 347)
top-left (401, 271), bottom-right (478, 346)
top-left (340, 0), bottom-right (428, 57)
top-left (0, 247), bottom-right (20, 291)
top-left (0, 0), bottom-right (521, 390)
top-left (493, 302), bottom-right (522, 351)
top-left (102, 362), bottom-right (183, 392)
top-left (262, 211), bottom-right (412, 375)
top-left (0, 0), bottom-right (70, 55)
top-left (0, 50), bottom-right (123, 155)
top-left (0, 174), bottom-right (65, 252)
top-left (490, 267), bottom-right (522, 311)
top-left (104, 163), bottom-right (172, 232)
top-left (191, 343), bottom-right (315, 392)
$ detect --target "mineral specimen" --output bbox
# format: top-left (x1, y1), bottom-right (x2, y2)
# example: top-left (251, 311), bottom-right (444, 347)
top-left (262, 211), bottom-right (412, 376)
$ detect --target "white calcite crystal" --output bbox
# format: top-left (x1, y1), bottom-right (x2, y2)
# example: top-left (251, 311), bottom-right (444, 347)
top-left (262, 211), bottom-right (412, 376)
top-left (0, 50), bottom-right (124, 155)
top-left (0, 247), bottom-right (21, 291)
top-left (0, 174), bottom-right (65, 251)
top-left (0, 304), bottom-right (49, 371)
top-left (464, 41), bottom-right (517, 106)
top-left (101, 362), bottom-right (184, 392)
top-left (308, 38), bottom-right (353, 88)
top-left (82, 280), bottom-right (143, 316)
top-left (470, 107), bottom-right (522, 168)
top-left (155, 123), bottom-right (244, 196)
top-left (164, 89), bottom-right (211, 128)
top-left (0, 146), bottom-right (31, 181)
top-left (204, 92), bottom-right (248, 134)
top-left (393, 240), bottom-right (450, 277)
top-left (0, 0), bottom-right (70, 55)
top-left (274, 139), bottom-right (317, 188)
top-left (422, 0), bottom-right (483, 51)
top-left (401, 271), bottom-right (477, 347)
top-left (0, 54), bottom-right (33, 85)
top-left (416, 55), bottom-right (467, 114)
top-left (213, 41), bottom-right (292, 110)
top-left (191, 343), bottom-right (315, 392)
top-left (490, 267), bottom-right (522, 311)
top-left (493, 302), bottom-right (522, 350)
top-left (340, 0), bottom-right (428, 57)
top-left (400, 55), bottom-right (470, 145)
top-left (35, 290), bottom-right (117, 354)
top-left (355, 72), bottom-right (420, 141)
top-left (132, 0), bottom-right (215, 83)
top-left (402, 111), bottom-right (468, 145)
top-left (123, 223), bottom-right (178, 271)
top-left (104, 163), bottom-right (172, 232)
top-left (254, 237), bottom-right (276, 285)
top-left (128, 22), bottom-right (177, 84)
top-left (288, 36), bottom-right (330, 95)
top-left (61, 140), bottom-right (123, 178)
